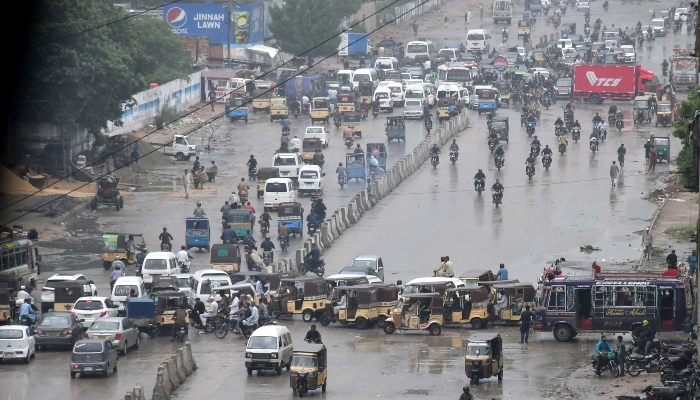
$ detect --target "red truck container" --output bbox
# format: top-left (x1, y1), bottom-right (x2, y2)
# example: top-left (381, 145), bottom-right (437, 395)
top-left (572, 64), bottom-right (657, 104)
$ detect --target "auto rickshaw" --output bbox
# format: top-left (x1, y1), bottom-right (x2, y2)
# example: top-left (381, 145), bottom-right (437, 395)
top-left (0, 287), bottom-right (16, 324)
top-left (517, 19), bottom-right (532, 38)
top-left (342, 111), bottom-right (362, 137)
top-left (653, 136), bottom-right (671, 163)
top-left (229, 272), bottom-right (284, 296)
top-left (633, 96), bottom-right (652, 124)
top-left (375, 284), bottom-right (399, 327)
top-left (151, 290), bottom-right (189, 336)
top-left (459, 269), bottom-right (496, 287)
top-left (465, 332), bottom-right (504, 384)
top-left (532, 50), bottom-right (546, 67)
top-left (100, 233), bottom-right (147, 270)
top-left (384, 117), bottom-right (405, 143)
top-left (346, 153), bottom-right (366, 182)
top-left (490, 116), bottom-right (510, 142)
top-left (126, 297), bottom-right (156, 337)
top-left (660, 10), bottom-right (671, 27)
top-left (256, 167), bottom-right (280, 199)
top-left (289, 343), bottom-right (327, 396)
top-left (252, 93), bottom-right (271, 113)
top-left (358, 81), bottom-right (374, 105)
top-left (319, 285), bottom-right (379, 329)
top-left (492, 283), bottom-right (536, 323)
top-left (185, 217), bottom-right (210, 251)
top-left (151, 275), bottom-right (180, 295)
top-left (210, 244), bottom-right (242, 273)
top-left (277, 202), bottom-right (304, 236)
top-left (493, 81), bottom-right (512, 106)
top-left (444, 285), bottom-right (493, 329)
top-left (366, 143), bottom-right (387, 171)
top-left (336, 93), bottom-right (356, 113)
top-left (382, 292), bottom-right (444, 336)
top-left (437, 97), bottom-right (457, 122)
top-left (602, 50), bottom-right (624, 64)
top-left (310, 97), bottom-right (331, 124)
top-left (302, 138), bottom-right (323, 163)
top-left (224, 209), bottom-right (254, 239)
top-left (272, 276), bottom-right (328, 322)
top-left (53, 281), bottom-right (91, 312)
top-left (270, 97), bottom-right (289, 122)
top-left (478, 89), bottom-right (499, 115)
top-left (655, 102), bottom-right (673, 127)
top-left (325, 274), bottom-right (373, 292)
top-left (226, 96), bottom-right (249, 123)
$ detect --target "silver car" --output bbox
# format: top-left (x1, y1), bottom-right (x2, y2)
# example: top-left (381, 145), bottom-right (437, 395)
top-left (84, 317), bottom-right (140, 355)
top-left (403, 100), bottom-right (424, 119)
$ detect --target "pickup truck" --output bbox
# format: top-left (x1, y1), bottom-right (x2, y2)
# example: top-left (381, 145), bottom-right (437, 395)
top-left (158, 135), bottom-right (197, 161)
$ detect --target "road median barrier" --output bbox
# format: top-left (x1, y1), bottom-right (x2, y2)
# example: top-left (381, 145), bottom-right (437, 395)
top-left (149, 341), bottom-right (197, 400)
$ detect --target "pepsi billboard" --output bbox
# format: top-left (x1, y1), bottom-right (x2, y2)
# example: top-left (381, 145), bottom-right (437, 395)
top-left (163, 3), bottom-right (265, 46)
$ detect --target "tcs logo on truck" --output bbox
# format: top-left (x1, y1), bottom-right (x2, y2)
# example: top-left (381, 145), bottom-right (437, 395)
top-left (586, 71), bottom-right (622, 87)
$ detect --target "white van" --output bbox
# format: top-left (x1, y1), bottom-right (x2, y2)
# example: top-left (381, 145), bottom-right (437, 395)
top-left (405, 40), bottom-right (437, 65)
top-left (111, 276), bottom-right (146, 315)
top-left (351, 68), bottom-right (378, 90)
top-left (374, 57), bottom-right (399, 71)
top-left (263, 178), bottom-right (296, 211)
top-left (189, 269), bottom-right (232, 304)
top-left (466, 30), bottom-right (491, 53)
top-left (336, 69), bottom-right (354, 87)
top-left (385, 81), bottom-right (404, 106)
top-left (141, 252), bottom-right (178, 290)
top-left (304, 126), bottom-right (329, 148)
top-left (272, 153), bottom-right (304, 181)
top-left (404, 84), bottom-right (429, 105)
top-left (298, 165), bottom-right (324, 196)
top-left (245, 325), bottom-right (293, 375)
top-left (373, 88), bottom-right (394, 112)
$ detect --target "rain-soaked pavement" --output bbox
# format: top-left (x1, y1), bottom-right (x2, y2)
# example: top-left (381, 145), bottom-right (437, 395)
top-left (1, 0), bottom-right (696, 398)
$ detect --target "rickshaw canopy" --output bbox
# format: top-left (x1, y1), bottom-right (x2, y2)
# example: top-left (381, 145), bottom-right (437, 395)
top-left (277, 202), bottom-right (304, 218)
top-left (271, 97), bottom-right (287, 108)
top-left (337, 93), bottom-right (355, 104)
top-left (279, 276), bottom-right (328, 298)
top-left (210, 244), bottom-right (242, 265)
top-left (312, 97), bottom-right (330, 109)
top-left (256, 167), bottom-right (280, 181)
top-left (634, 96), bottom-right (650, 109)
top-left (445, 285), bottom-right (491, 303)
top-left (459, 269), bottom-right (496, 282)
top-left (153, 290), bottom-right (188, 312)
top-left (302, 138), bottom-right (323, 151)
top-left (492, 282), bottom-right (536, 302)
top-left (332, 284), bottom-right (379, 308)
top-left (342, 112), bottom-right (361, 123)
top-left (657, 102), bottom-right (672, 113)
top-left (186, 217), bottom-right (209, 230)
top-left (101, 233), bottom-right (145, 252)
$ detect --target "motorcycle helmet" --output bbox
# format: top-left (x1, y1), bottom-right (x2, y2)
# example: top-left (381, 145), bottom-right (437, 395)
top-left (499, 144), bottom-right (503, 148)
top-left (478, 169), bottom-right (482, 172)
top-left (642, 320), bottom-right (649, 327)
top-left (338, 162), bottom-right (343, 166)
top-left (265, 235), bottom-right (270, 240)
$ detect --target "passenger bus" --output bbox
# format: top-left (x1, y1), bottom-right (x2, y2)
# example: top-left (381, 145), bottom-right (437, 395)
top-left (534, 271), bottom-right (694, 342)
top-left (435, 64), bottom-right (473, 88)
top-left (0, 238), bottom-right (41, 287)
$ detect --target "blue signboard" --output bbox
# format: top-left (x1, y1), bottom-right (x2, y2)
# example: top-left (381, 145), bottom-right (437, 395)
top-left (163, 3), bottom-right (265, 46)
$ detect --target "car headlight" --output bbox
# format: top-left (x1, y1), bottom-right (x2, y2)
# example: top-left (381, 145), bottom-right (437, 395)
top-left (246, 353), bottom-right (252, 358)
top-left (271, 353), bottom-right (278, 359)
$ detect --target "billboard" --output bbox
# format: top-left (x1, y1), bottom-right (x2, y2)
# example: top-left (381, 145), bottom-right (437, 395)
top-left (163, 3), bottom-right (265, 46)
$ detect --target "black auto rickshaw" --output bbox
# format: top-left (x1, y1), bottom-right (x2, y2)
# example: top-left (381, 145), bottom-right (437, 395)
top-left (210, 244), bottom-right (242, 274)
top-left (376, 284), bottom-right (400, 328)
top-left (358, 81), bottom-right (374, 105)
top-left (653, 136), bottom-right (671, 163)
top-left (53, 281), bottom-right (92, 312)
top-left (290, 342), bottom-right (327, 396)
top-left (272, 276), bottom-right (328, 322)
top-left (319, 284), bottom-right (379, 329)
top-left (151, 290), bottom-right (189, 336)
top-left (490, 116), bottom-right (510, 142)
top-left (256, 167), bottom-right (280, 198)
top-left (465, 332), bottom-right (504, 384)
top-left (302, 138), bottom-right (323, 164)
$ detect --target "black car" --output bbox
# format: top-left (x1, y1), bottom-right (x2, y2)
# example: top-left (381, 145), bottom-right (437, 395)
top-left (34, 312), bottom-right (84, 350)
top-left (406, 66), bottom-right (425, 79)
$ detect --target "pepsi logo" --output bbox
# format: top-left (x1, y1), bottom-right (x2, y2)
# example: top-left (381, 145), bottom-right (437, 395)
top-left (166, 7), bottom-right (187, 29)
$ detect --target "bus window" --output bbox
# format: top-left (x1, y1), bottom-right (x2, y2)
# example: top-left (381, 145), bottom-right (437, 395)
top-left (614, 287), bottom-right (634, 306)
top-left (594, 286), bottom-right (615, 307)
top-left (547, 286), bottom-right (566, 310)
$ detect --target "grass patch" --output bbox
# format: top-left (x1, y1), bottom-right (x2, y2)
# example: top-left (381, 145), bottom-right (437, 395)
top-left (664, 225), bottom-right (696, 239)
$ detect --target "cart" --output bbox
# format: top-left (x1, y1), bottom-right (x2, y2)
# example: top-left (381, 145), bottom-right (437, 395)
top-left (91, 175), bottom-right (123, 211)
top-left (385, 117), bottom-right (406, 142)
top-left (346, 153), bottom-right (366, 182)
top-left (185, 217), bottom-right (210, 251)
top-left (227, 96), bottom-right (249, 123)
top-left (126, 297), bottom-right (156, 338)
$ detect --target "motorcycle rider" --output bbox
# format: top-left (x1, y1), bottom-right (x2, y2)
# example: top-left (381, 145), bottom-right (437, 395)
top-left (237, 178), bottom-right (249, 198)
top-left (491, 179), bottom-right (504, 197)
top-left (572, 119), bottom-right (582, 131)
top-left (171, 303), bottom-right (188, 341)
top-left (305, 324), bottom-right (322, 343)
top-left (565, 101), bottom-right (575, 111)
top-left (278, 221), bottom-right (290, 244)
top-left (530, 135), bottom-right (541, 155)
top-left (541, 145), bottom-right (553, 157)
top-left (502, 27), bottom-right (509, 40)
top-left (332, 108), bottom-right (341, 124)
top-left (435, 256), bottom-right (454, 277)
top-left (242, 230), bottom-right (257, 251)
top-left (198, 295), bottom-right (219, 334)
top-left (661, 59), bottom-right (669, 75)
top-left (557, 133), bottom-right (569, 150)
top-left (304, 242), bottom-right (322, 271)
top-left (18, 298), bottom-right (36, 325)
top-left (487, 130), bottom-right (499, 147)
top-left (526, 113), bottom-right (537, 132)
top-left (221, 224), bottom-right (237, 244)
top-left (608, 104), bottom-right (618, 116)
top-left (594, 335), bottom-right (614, 375)
top-left (312, 149), bottom-right (325, 167)
top-left (193, 201), bottom-right (206, 217)
top-left (617, 144), bottom-right (626, 167)
top-left (494, 144), bottom-right (505, 165)
top-left (313, 198), bottom-right (327, 220)
top-left (371, 99), bottom-right (380, 114)
top-left (290, 135), bottom-right (302, 152)
top-left (307, 211), bottom-right (321, 234)
top-left (281, 118), bottom-right (291, 133)
top-left (360, 99), bottom-right (369, 117)
top-left (592, 112), bottom-right (603, 125)
top-left (430, 144), bottom-right (441, 163)
top-left (260, 235), bottom-right (276, 262)
top-left (369, 155), bottom-right (379, 176)
top-left (16, 286), bottom-right (33, 307)
top-left (474, 169), bottom-right (486, 190)
top-left (336, 162), bottom-right (347, 183)
top-left (343, 125), bottom-right (354, 143)
top-left (449, 139), bottom-right (459, 154)
top-left (280, 133), bottom-right (290, 152)
top-left (599, 120), bottom-right (608, 138)
top-left (246, 155), bottom-right (257, 177)
top-left (554, 116), bottom-right (564, 132)
top-left (525, 154), bottom-right (536, 175)
top-left (176, 245), bottom-right (191, 271)
top-left (159, 227), bottom-right (173, 251)
top-left (354, 143), bottom-right (364, 157)
top-left (259, 210), bottom-right (272, 233)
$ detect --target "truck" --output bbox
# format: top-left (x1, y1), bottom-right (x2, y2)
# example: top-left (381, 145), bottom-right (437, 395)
top-left (338, 32), bottom-right (371, 58)
top-left (669, 48), bottom-right (698, 91)
top-left (492, 0), bottom-right (513, 24)
top-left (571, 64), bottom-right (657, 104)
top-left (157, 135), bottom-right (197, 161)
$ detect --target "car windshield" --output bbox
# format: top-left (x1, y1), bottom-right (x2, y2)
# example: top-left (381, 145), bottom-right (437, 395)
top-left (74, 342), bottom-right (104, 353)
top-left (438, 50), bottom-right (453, 57)
top-left (0, 329), bottom-right (23, 339)
top-left (45, 279), bottom-right (69, 288)
top-left (39, 315), bottom-right (72, 327)
top-left (274, 157), bottom-right (296, 166)
top-left (114, 285), bottom-right (137, 296)
top-left (89, 321), bottom-right (120, 331)
top-left (144, 259), bottom-right (168, 270)
top-left (389, 87), bottom-right (402, 93)
top-left (247, 336), bottom-right (278, 349)
top-left (375, 93), bottom-right (389, 99)
top-left (407, 44), bottom-right (428, 53)
top-left (651, 20), bottom-right (664, 27)
top-left (306, 128), bottom-right (322, 134)
top-left (466, 343), bottom-right (491, 356)
top-left (492, 121), bottom-right (507, 130)
top-left (74, 300), bottom-right (105, 311)
top-left (266, 182), bottom-right (288, 192)
top-left (292, 355), bottom-right (317, 367)
top-left (352, 74), bottom-right (370, 82)
top-left (408, 68), bottom-right (423, 75)
top-left (446, 70), bottom-right (471, 81)
top-left (405, 91), bottom-right (424, 98)
top-left (177, 278), bottom-right (190, 288)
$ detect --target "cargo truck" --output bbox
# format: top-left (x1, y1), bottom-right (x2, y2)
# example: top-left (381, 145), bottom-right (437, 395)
top-left (572, 64), bottom-right (657, 104)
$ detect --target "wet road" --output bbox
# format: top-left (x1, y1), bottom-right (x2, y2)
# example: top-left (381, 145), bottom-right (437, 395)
top-left (2, 0), bottom-right (696, 399)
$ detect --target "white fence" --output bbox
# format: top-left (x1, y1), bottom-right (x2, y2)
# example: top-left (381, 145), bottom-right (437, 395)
top-left (105, 71), bottom-right (203, 137)
top-left (394, 0), bottom-right (442, 24)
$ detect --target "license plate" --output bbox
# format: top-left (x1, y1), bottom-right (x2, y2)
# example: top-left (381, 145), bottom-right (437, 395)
top-left (49, 332), bottom-right (58, 337)
top-left (3, 353), bottom-right (15, 358)
top-left (305, 183), bottom-right (313, 185)
top-left (83, 367), bottom-right (93, 371)
top-left (98, 335), bottom-right (107, 339)
top-left (273, 203), bottom-right (279, 208)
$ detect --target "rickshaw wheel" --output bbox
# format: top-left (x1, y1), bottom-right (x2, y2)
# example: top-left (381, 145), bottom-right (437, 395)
top-left (273, 311), bottom-right (281, 319)
top-left (498, 370), bottom-right (503, 380)
top-left (376, 316), bottom-right (387, 328)
top-left (383, 322), bottom-right (395, 334)
top-left (322, 379), bottom-right (327, 392)
top-left (302, 310), bottom-right (314, 322)
top-left (355, 317), bottom-right (368, 330)
top-left (429, 324), bottom-right (442, 336)
top-left (319, 316), bottom-right (331, 326)
top-left (470, 318), bottom-right (484, 330)
top-left (247, 368), bottom-right (252, 376)
top-left (103, 261), bottom-right (112, 270)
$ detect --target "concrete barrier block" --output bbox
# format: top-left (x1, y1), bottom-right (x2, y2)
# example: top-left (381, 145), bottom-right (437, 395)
top-left (347, 202), bottom-right (358, 224)
top-left (360, 190), bottom-right (371, 210)
top-left (320, 224), bottom-right (332, 248)
top-left (132, 384), bottom-right (146, 400)
top-left (340, 206), bottom-right (352, 227)
top-left (185, 342), bottom-right (197, 371)
top-left (151, 367), bottom-right (171, 400)
top-left (177, 347), bottom-right (191, 377)
top-left (171, 354), bottom-right (186, 384)
top-left (355, 193), bottom-right (365, 214)
top-left (295, 249), bottom-right (304, 267)
top-left (331, 214), bottom-right (341, 236)
top-left (313, 232), bottom-right (323, 250)
top-left (371, 181), bottom-right (381, 200)
top-left (303, 240), bottom-right (311, 254)
top-left (164, 359), bottom-right (179, 389)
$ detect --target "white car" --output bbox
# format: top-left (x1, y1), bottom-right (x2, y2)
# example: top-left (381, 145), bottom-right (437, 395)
top-left (386, 82), bottom-right (404, 106)
top-left (303, 126), bottom-right (329, 148)
top-left (576, 0), bottom-right (590, 11)
top-left (41, 274), bottom-right (97, 313)
top-left (650, 18), bottom-right (666, 36)
top-left (675, 8), bottom-right (688, 21)
top-left (0, 325), bottom-right (35, 363)
top-left (530, 68), bottom-right (551, 79)
top-left (403, 99), bottom-right (425, 119)
top-left (620, 45), bottom-right (636, 63)
top-left (71, 297), bottom-right (119, 328)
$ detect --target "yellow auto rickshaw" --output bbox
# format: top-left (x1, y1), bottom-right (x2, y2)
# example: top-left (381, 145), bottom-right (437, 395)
top-left (358, 81), bottom-right (374, 104)
top-left (382, 292), bottom-right (444, 336)
top-left (53, 281), bottom-right (92, 312)
top-left (376, 284), bottom-right (400, 327)
top-left (252, 93), bottom-right (271, 113)
top-left (337, 93), bottom-right (356, 113)
top-left (272, 276), bottom-right (328, 322)
top-left (256, 167), bottom-right (280, 198)
top-left (270, 97), bottom-right (289, 122)
top-left (101, 233), bottom-right (147, 270)
top-left (458, 269), bottom-right (496, 287)
top-left (290, 343), bottom-right (327, 396)
top-left (310, 97), bottom-right (331, 124)
top-left (342, 111), bottom-right (362, 138)
top-left (465, 332), bottom-right (504, 384)
top-left (517, 19), bottom-right (531, 38)
top-left (444, 285), bottom-right (493, 329)
top-left (302, 137), bottom-right (323, 163)
top-left (491, 283), bottom-right (536, 323)
top-left (151, 290), bottom-right (189, 336)
top-left (0, 288), bottom-right (16, 324)
top-left (655, 101), bottom-right (673, 127)
top-left (210, 244), bottom-right (242, 273)
top-left (318, 285), bottom-right (379, 329)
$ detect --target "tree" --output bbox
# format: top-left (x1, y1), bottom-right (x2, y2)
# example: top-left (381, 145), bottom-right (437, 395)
top-left (268, 0), bottom-right (363, 57)
top-left (16, 0), bottom-right (192, 133)
top-left (671, 87), bottom-right (700, 188)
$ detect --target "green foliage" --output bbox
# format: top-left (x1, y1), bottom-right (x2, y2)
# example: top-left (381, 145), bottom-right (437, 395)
top-left (18, 0), bottom-right (192, 132)
top-left (269, 0), bottom-right (363, 57)
top-left (160, 98), bottom-right (179, 126)
top-left (671, 87), bottom-right (700, 187)
top-left (664, 225), bottom-right (696, 239)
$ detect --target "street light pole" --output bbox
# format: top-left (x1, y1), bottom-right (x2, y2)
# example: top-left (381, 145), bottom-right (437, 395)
top-left (227, 3), bottom-right (232, 68)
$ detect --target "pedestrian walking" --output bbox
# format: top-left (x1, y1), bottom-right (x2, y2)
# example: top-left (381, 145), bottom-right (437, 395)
top-left (610, 161), bottom-right (620, 186)
top-left (666, 249), bottom-right (678, 270)
top-left (480, 5), bottom-right (484, 20)
top-left (648, 146), bottom-right (657, 171)
top-left (182, 169), bottom-right (192, 199)
top-left (444, 12), bottom-right (449, 28)
top-left (208, 87), bottom-right (217, 111)
top-left (687, 250), bottom-right (697, 276)
top-left (105, 156), bottom-right (115, 174)
top-left (644, 139), bottom-right (652, 164)
top-left (642, 228), bottom-right (653, 259)
top-left (466, 10), bottom-right (471, 24)
top-left (412, 20), bottom-right (418, 36)
top-left (519, 305), bottom-right (534, 343)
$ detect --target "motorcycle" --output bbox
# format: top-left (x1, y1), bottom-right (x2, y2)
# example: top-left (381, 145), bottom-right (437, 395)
top-left (282, 126), bottom-right (290, 135)
top-left (572, 127), bottom-right (581, 142)
top-left (616, 116), bottom-right (624, 131)
top-left (542, 96), bottom-right (551, 110)
top-left (333, 116), bottom-right (341, 128)
top-left (616, 385), bottom-right (691, 400)
top-left (526, 122), bottom-right (536, 137)
top-left (262, 251), bottom-right (273, 267)
top-left (603, 1), bottom-right (608, 11)
top-left (360, 109), bottom-right (368, 121)
top-left (248, 168), bottom-right (257, 181)
top-left (625, 353), bottom-right (666, 376)
top-left (662, 66), bottom-right (668, 77)
top-left (344, 137), bottom-right (353, 149)
top-left (494, 155), bottom-right (504, 170)
top-left (608, 113), bottom-right (616, 126)
top-left (475, 179), bottom-right (485, 195)
top-left (530, 143), bottom-right (541, 157)
top-left (425, 117), bottom-right (433, 132)
top-left (307, 223), bottom-right (319, 236)
top-left (338, 173), bottom-right (347, 189)
top-left (592, 351), bottom-right (620, 377)
top-left (239, 190), bottom-right (249, 204)
top-left (259, 220), bottom-right (269, 237)
top-left (526, 163), bottom-right (535, 180)
top-left (431, 154), bottom-right (439, 168)
top-left (174, 324), bottom-right (187, 342)
top-left (589, 137), bottom-right (598, 153)
top-left (279, 235), bottom-right (289, 252)
top-left (542, 155), bottom-right (552, 170)
top-left (449, 150), bottom-right (458, 164)
top-left (555, 125), bottom-right (566, 136)
top-left (372, 108), bottom-right (379, 118)
top-left (520, 111), bottom-right (528, 126)
top-left (638, 36), bottom-right (644, 46)
top-left (299, 259), bottom-right (325, 277)
top-left (492, 189), bottom-right (503, 206)
top-left (488, 138), bottom-right (498, 153)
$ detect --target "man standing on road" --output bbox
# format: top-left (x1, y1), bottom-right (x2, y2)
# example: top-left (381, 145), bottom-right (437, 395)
top-left (610, 161), bottom-right (620, 186)
top-left (666, 249), bottom-right (678, 270)
top-left (465, 10), bottom-right (471, 24)
top-left (208, 87), bottom-right (217, 111)
top-left (644, 139), bottom-right (652, 164)
top-left (412, 20), bottom-right (418, 36)
top-left (687, 250), bottom-right (697, 276)
top-left (182, 169), bottom-right (192, 199)
top-left (480, 5), bottom-right (484, 20)
top-left (519, 305), bottom-right (534, 343)
top-left (648, 146), bottom-right (657, 171)
top-left (642, 228), bottom-right (653, 259)
top-left (444, 12), bottom-right (449, 28)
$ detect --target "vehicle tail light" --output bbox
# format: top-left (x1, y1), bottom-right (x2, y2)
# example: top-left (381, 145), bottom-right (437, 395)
top-left (83, 333), bottom-right (89, 339)
top-left (115, 333), bottom-right (123, 340)
top-left (62, 328), bottom-right (73, 335)
top-left (35, 329), bottom-right (43, 335)
top-left (15, 351), bottom-right (23, 355)
top-left (100, 310), bottom-right (107, 317)
top-left (74, 365), bottom-right (80, 369)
